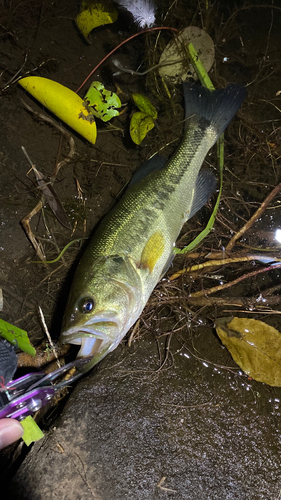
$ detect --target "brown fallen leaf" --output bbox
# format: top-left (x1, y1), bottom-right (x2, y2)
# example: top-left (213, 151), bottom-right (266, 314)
top-left (215, 316), bottom-right (281, 386)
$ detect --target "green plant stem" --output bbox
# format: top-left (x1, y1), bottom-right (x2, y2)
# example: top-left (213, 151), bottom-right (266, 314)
top-left (30, 237), bottom-right (88, 264)
top-left (187, 42), bottom-right (215, 89)
top-left (174, 43), bottom-right (224, 255)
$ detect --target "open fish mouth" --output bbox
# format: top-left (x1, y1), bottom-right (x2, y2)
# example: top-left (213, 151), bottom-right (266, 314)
top-left (61, 320), bottom-right (120, 358)
top-left (67, 334), bottom-right (104, 358)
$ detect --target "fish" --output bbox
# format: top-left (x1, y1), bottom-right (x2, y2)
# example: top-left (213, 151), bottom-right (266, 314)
top-left (60, 82), bottom-right (246, 372)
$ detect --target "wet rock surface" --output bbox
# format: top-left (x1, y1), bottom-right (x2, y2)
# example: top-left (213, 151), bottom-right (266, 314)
top-left (7, 333), bottom-right (281, 500)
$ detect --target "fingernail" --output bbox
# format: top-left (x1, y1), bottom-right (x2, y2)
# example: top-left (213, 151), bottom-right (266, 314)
top-left (0, 420), bottom-right (24, 449)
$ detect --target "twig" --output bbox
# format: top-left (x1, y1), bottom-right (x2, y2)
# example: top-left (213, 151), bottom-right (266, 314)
top-left (20, 104), bottom-right (76, 258)
top-left (112, 57), bottom-right (184, 76)
top-left (1, 57), bottom-right (57, 92)
top-left (189, 262), bottom-right (281, 298)
top-left (0, 54), bottom-right (28, 91)
top-left (155, 333), bottom-right (173, 373)
top-left (226, 180), bottom-right (281, 252)
top-left (128, 319), bottom-right (140, 347)
top-left (169, 254), bottom-right (281, 281)
top-left (21, 199), bottom-right (46, 261)
top-left (187, 295), bottom-right (281, 309)
top-left (220, 4), bottom-right (281, 40)
top-left (0, 283), bottom-right (35, 310)
top-left (76, 26), bottom-right (178, 93)
top-left (21, 99), bottom-right (75, 179)
top-left (17, 342), bottom-right (70, 368)
top-left (38, 306), bottom-right (61, 368)
top-left (157, 477), bottom-right (177, 493)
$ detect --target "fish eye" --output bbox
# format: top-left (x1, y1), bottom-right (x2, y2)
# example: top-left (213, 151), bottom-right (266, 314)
top-left (80, 298), bottom-right (95, 314)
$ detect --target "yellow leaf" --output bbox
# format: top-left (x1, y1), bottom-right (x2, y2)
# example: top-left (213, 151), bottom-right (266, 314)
top-left (76, 1), bottom-right (118, 41)
top-left (18, 77), bottom-right (97, 144)
top-left (129, 112), bottom-right (155, 145)
top-left (215, 316), bottom-right (281, 386)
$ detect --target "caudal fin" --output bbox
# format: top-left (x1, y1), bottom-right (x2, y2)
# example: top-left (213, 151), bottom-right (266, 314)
top-left (183, 83), bottom-right (246, 140)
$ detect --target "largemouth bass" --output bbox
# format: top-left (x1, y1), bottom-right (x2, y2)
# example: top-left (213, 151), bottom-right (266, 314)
top-left (61, 83), bottom-right (246, 372)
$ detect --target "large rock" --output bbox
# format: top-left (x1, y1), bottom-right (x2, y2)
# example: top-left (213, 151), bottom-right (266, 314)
top-left (6, 333), bottom-right (281, 499)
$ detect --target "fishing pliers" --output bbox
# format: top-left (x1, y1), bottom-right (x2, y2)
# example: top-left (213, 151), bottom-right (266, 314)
top-left (0, 342), bottom-right (90, 421)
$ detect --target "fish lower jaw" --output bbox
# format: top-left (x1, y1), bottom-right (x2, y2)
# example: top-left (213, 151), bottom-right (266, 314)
top-left (68, 336), bottom-right (104, 358)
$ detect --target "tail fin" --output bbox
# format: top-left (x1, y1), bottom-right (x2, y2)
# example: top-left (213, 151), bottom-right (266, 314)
top-left (183, 83), bottom-right (246, 139)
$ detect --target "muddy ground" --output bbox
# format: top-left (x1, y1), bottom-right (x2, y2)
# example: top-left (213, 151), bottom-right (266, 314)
top-left (1, 0), bottom-right (281, 498)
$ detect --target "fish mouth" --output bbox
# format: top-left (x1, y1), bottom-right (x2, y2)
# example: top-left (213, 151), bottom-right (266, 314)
top-left (66, 333), bottom-right (104, 358)
top-left (61, 319), bottom-right (120, 359)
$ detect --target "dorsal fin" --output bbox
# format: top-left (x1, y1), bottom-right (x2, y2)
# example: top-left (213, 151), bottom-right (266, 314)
top-left (128, 155), bottom-right (166, 188)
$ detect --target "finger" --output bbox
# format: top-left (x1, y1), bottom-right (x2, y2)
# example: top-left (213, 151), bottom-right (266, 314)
top-left (0, 419), bottom-right (24, 449)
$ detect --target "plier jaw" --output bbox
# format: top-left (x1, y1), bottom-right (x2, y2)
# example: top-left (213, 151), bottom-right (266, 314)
top-left (0, 357), bottom-right (91, 420)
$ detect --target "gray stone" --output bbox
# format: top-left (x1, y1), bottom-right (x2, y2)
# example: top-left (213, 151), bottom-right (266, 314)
top-left (7, 333), bottom-right (281, 500)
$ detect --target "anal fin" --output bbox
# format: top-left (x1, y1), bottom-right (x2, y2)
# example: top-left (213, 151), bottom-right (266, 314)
top-left (187, 169), bottom-right (217, 221)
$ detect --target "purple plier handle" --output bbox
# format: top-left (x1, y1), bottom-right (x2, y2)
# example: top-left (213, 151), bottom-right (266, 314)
top-left (0, 386), bottom-right (55, 419)
top-left (0, 356), bottom-right (92, 420)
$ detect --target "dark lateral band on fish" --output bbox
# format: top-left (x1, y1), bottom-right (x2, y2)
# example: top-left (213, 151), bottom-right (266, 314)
top-left (60, 82), bottom-right (247, 373)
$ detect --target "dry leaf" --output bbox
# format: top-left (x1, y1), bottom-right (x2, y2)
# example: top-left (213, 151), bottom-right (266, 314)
top-left (159, 26), bottom-right (215, 83)
top-left (215, 316), bottom-right (281, 386)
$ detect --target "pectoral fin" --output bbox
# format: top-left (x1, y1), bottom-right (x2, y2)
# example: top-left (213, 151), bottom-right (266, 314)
top-left (139, 231), bottom-right (165, 273)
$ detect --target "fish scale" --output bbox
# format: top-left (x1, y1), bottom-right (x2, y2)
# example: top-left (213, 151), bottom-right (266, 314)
top-left (85, 122), bottom-right (215, 265)
top-left (60, 82), bottom-right (246, 372)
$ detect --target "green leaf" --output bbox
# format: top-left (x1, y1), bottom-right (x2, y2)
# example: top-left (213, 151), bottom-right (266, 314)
top-left (84, 81), bottom-right (121, 122)
top-left (76, 1), bottom-right (118, 41)
top-left (215, 316), bottom-right (281, 386)
top-left (21, 416), bottom-right (44, 446)
top-left (132, 93), bottom-right (158, 119)
top-left (129, 112), bottom-right (155, 145)
top-left (0, 319), bottom-right (36, 356)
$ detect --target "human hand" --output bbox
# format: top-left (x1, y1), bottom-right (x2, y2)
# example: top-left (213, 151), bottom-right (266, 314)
top-left (0, 418), bottom-right (24, 449)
